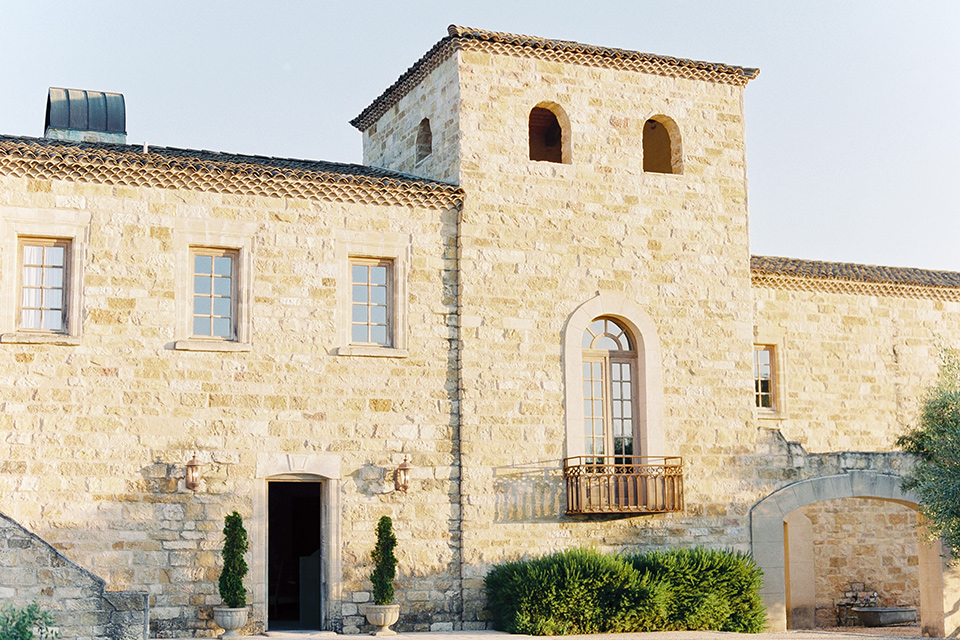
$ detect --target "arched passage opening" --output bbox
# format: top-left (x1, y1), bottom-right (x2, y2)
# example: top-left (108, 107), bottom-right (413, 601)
top-left (750, 471), bottom-right (958, 637)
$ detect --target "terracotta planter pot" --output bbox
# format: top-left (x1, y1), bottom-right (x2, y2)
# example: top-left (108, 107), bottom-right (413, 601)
top-left (365, 603), bottom-right (400, 636)
top-left (213, 606), bottom-right (248, 638)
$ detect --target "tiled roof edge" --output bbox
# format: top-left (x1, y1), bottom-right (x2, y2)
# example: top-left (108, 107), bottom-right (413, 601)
top-left (0, 136), bottom-right (464, 209)
top-left (350, 35), bottom-right (459, 132)
top-left (350, 24), bottom-right (760, 132)
top-left (448, 25), bottom-right (760, 79)
top-left (751, 255), bottom-right (960, 290)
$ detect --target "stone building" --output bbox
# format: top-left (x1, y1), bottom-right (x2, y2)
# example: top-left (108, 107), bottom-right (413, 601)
top-left (1, 25), bottom-right (959, 638)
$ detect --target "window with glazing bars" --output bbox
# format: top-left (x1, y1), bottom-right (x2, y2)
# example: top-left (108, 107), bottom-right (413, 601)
top-left (19, 238), bottom-right (69, 333)
top-left (754, 345), bottom-right (776, 409)
top-left (192, 248), bottom-right (237, 339)
top-left (582, 317), bottom-right (639, 464)
top-left (351, 259), bottom-right (391, 346)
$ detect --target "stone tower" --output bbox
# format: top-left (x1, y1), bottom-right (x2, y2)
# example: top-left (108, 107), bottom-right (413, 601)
top-left (353, 25), bottom-right (762, 623)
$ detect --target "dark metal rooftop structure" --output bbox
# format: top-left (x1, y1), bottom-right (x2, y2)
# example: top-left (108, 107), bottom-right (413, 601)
top-left (44, 88), bottom-right (126, 143)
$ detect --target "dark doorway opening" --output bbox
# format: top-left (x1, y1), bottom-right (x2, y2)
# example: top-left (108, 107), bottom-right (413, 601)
top-left (268, 481), bottom-right (323, 630)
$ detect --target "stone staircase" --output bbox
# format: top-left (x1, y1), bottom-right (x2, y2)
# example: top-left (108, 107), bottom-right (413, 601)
top-left (0, 512), bottom-right (148, 640)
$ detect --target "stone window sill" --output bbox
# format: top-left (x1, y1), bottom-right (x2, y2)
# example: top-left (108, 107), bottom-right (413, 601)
top-left (336, 345), bottom-right (409, 358)
top-left (757, 409), bottom-right (787, 421)
top-left (1, 332), bottom-right (81, 346)
top-left (174, 339), bottom-right (252, 353)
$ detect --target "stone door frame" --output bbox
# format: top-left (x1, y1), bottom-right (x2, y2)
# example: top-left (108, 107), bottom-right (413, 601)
top-left (750, 470), bottom-right (956, 637)
top-left (253, 453), bottom-right (342, 632)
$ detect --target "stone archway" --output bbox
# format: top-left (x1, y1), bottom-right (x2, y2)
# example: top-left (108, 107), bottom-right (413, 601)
top-left (750, 471), bottom-right (955, 637)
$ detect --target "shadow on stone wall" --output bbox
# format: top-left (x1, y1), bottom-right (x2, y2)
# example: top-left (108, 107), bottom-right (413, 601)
top-left (493, 461), bottom-right (563, 522)
top-left (0, 511), bottom-right (148, 640)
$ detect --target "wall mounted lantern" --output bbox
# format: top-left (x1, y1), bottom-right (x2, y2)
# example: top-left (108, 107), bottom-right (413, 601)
top-left (185, 454), bottom-right (201, 491)
top-left (394, 455), bottom-right (412, 493)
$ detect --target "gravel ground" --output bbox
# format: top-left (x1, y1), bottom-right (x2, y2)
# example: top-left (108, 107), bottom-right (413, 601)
top-left (248, 626), bottom-right (940, 640)
top-left (811, 625), bottom-right (922, 637)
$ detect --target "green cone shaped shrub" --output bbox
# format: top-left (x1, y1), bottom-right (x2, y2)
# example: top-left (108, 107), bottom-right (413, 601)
top-left (218, 511), bottom-right (249, 609)
top-left (371, 516), bottom-right (398, 605)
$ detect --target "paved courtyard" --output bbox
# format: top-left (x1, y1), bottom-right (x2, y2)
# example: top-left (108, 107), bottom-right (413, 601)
top-left (226, 626), bottom-right (936, 640)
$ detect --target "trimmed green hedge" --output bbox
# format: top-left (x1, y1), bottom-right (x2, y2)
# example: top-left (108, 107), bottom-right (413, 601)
top-left (484, 547), bottom-right (765, 635)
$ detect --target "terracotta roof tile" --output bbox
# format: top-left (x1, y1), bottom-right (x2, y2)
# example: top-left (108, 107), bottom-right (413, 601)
top-left (751, 255), bottom-right (960, 289)
top-left (447, 25), bottom-right (759, 80)
top-left (0, 135), bottom-right (463, 209)
top-left (351, 25), bottom-right (760, 132)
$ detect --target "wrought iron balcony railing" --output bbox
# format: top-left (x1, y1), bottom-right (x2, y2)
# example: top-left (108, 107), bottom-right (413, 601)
top-left (563, 456), bottom-right (684, 515)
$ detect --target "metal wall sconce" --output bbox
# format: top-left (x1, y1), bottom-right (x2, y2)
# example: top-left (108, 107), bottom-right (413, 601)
top-left (185, 454), bottom-right (201, 491)
top-left (394, 455), bottom-right (412, 493)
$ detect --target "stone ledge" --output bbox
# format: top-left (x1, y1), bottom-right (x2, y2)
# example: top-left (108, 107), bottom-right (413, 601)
top-left (173, 339), bottom-right (252, 353)
top-left (0, 332), bottom-right (81, 346)
top-left (335, 345), bottom-right (409, 358)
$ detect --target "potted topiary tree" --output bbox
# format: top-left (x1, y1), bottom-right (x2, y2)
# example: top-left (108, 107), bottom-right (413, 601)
top-left (213, 511), bottom-right (249, 638)
top-left (364, 515), bottom-right (399, 636)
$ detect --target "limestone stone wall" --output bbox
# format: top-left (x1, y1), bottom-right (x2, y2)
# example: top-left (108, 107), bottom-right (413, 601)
top-left (753, 283), bottom-right (960, 452)
top-left (5, 27), bottom-right (959, 638)
top-left (799, 498), bottom-right (920, 627)
top-left (0, 511), bottom-right (148, 640)
top-left (361, 54), bottom-right (460, 184)
top-left (0, 173), bottom-right (462, 636)
top-left (448, 48), bottom-right (758, 624)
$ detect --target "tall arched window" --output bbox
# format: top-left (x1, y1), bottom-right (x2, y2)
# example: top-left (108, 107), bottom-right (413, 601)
top-left (415, 118), bottom-right (432, 164)
top-left (564, 293), bottom-right (664, 459)
top-left (642, 115), bottom-right (682, 174)
top-left (562, 294), bottom-right (681, 515)
top-left (582, 318), bottom-right (638, 462)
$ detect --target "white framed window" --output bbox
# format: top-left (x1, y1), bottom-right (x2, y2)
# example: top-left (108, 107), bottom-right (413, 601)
top-left (754, 345), bottom-right (775, 409)
top-left (174, 220), bottom-right (255, 352)
top-left (191, 248), bottom-right (238, 340)
top-left (753, 342), bottom-right (787, 418)
top-left (350, 258), bottom-right (392, 346)
top-left (335, 230), bottom-right (409, 358)
top-left (18, 238), bottom-right (69, 333)
top-left (1, 208), bottom-right (88, 345)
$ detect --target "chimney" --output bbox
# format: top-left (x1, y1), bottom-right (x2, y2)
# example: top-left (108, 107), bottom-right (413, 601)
top-left (44, 87), bottom-right (126, 144)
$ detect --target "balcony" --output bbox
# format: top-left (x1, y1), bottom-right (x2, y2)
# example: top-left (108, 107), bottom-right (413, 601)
top-left (563, 456), bottom-right (684, 515)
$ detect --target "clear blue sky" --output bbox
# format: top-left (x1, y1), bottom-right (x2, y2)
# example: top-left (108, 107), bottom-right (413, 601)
top-left (2, 1), bottom-right (958, 271)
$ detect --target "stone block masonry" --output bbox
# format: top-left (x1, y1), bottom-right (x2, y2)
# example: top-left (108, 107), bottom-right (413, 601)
top-left (0, 169), bottom-right (464, 636)
top-left (2, 23), bottom-right (960, 637)
top-left (0, 512), bottom-right (148, 640)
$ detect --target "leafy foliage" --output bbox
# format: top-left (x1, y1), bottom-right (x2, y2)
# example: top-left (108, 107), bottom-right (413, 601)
top-left (897, 347), bottom-right (960, 557)
top-left (218, 511), bottom-right (249, 608)
top-left (624, 547), bottom-right (767, 633)
top-left (0, 601), bottom-right (59, 640)
top-left (485, 547), bottom-right (765, 635)
top-left (370, 515), bottom-right (398, 605)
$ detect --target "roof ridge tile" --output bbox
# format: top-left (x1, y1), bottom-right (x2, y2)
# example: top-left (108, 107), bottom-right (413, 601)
top-left (0, 135), bottom-right (463, 210)
top-left (751, 254), bottom-right (960, 290)
top-left (351, 25), bottom-right (759, 131)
